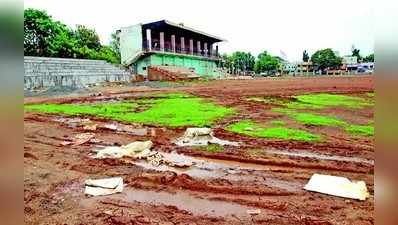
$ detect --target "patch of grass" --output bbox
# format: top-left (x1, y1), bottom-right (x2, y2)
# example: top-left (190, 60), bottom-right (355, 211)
top-left (24, 101), bottom-right (139, 117)
top-left (366, 92), bottom-right (375, 97)
top-left (293, 93), bottom-right (372, 109)
top-left (273, 107), bottom-right (374, 137)
top-left (226, 120), bottom-right (321, 142)
top-left (285, 101), bottom-right (325, 110)
top-left (345, 125), bottom-right (374, 136)
top-left (248, 93), bottom-right (372, 110)
top-left (270, 120), bottom-right (286, 126)
top-left (195, 144), bottom-right (224, 153)
top-left (272, 108), bottom-right (346, 127)
top-left (25, 93), bottom-right (234, 127)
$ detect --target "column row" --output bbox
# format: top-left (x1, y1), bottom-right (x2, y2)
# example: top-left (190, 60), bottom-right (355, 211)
top-left (145, 29), bottom-right (218, 56)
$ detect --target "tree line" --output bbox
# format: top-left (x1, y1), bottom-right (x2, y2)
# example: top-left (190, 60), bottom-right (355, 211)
top-left (220, 51), bottom-right (280, 75)
top-left (221, 46), bottom-right (374, 75)
top-left (24, 8), bottom-right (120, 64)
top-left (302, 46), bottom-right (374, 71)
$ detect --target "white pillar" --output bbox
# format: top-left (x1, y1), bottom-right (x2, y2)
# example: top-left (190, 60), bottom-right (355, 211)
top-left (204, 42), bottom-right (208, 56)
top-left (189, 39), bottom-right (194, 54)
top-left (197, 41), bottom-right (201, 55)
top-left (171, 35), bottom-right (176, 52)
top-left (180, 37), bottom-right (185, 53)
top-left (146, 29), bottom-right (152, 51)
top-left (159, 32), bottom-right (164, 51)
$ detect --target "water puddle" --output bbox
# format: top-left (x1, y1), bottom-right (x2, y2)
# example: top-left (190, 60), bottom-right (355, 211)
top-left (82, 188), bottom-right (254, 217)
top-left (266, 149), bottom-right (374, 165)
top-left (134, 151), bottom-right (301, 191)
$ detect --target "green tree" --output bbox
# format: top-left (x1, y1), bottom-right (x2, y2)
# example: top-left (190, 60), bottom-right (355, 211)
top-left (109, 31), bottom-right (121, 63)
top-left (351, 45), bottom-right (362, 62)
top-left (363, 53), bottom-right (374, 62)
top-left (96, 46), bottom-right (120, 64)
top-left (24, 8), bottom-right (121, 64)
top-left (254, 51), bottom-right (280, 74)
top-left (47, 26), bottom-right (78, 58)
top-left (230, 51), bottom-right (255, 74)
top-left (221, 53), bottom-right (233, 74)
top-left (310, 48), bottom-right (342, 70)
top-left (303, 50), bottom-right (309, 62)
top-left (24, 8), bottom-right (72, 56)
top-left (74, 24), bottom-right (101, 50)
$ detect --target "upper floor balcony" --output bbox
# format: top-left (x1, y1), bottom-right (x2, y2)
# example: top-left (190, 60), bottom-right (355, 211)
top-left (143, 40), bottom-right (221, 60)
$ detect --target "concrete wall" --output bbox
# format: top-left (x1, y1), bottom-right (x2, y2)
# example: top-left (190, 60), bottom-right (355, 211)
top-left (134, 53), bottom-right (220, 77)
top-left (24, 56), bottom-right (132, 90)
top-left (119, 24), bottom-right (143, 65)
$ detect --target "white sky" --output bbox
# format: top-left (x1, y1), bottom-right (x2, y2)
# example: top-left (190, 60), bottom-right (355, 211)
top-left (24, 0), bottom-right (374, 62)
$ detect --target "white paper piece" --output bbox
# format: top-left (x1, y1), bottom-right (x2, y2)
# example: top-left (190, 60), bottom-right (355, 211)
top-left (304, 174), bottom-right (369, 200)
top-left (85, 177), bottom-right (123, 196)
top-left (174, 128), bottom-right (239, 147)
top-left (94, 141), bottom-right (153, 159)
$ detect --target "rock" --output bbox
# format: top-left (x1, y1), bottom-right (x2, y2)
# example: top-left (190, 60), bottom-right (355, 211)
top-left (247, 209), bottom-right (261, 215)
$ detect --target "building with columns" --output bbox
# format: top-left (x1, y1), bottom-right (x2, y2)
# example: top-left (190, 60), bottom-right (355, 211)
top-left (119, 20), bottom-right (225, 78)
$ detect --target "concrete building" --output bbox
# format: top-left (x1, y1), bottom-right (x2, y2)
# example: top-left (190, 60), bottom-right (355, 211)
top-left (297, 62), bottom-right (315, 73)
top-left (342, 56), bottom-right (358, 65)
top-left (119, 20), bottom-right (225, 79)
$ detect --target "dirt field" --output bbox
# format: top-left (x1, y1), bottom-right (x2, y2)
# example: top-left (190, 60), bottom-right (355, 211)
top-left (24, 76), bottom-right (374, 225)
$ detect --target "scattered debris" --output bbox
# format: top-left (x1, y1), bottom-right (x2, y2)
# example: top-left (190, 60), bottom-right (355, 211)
top-left (100, 123), bottom-right (148, 136)
top-left (62, 133), bottom-right (95, 146)
top-left (174, 128), bottom-right (239, 147)
top-left (53, 117), bottom-right (90, 128)
top-left (103, 124), bottom-right (118, 131)
top-left (94, 141), bottom-right (153, 159)
top-left (304, 174), bottom-right (369, 200)
top-left (85, 177), bottom-right (123, 196)
top-left (161, 151), bottom-right (194, 167)
top-left (246, 209), bottom-right (261, 215)
top-left (94, 141), bottom-right (193, 168)
top-left (82, 122), bottom-right (98, 131)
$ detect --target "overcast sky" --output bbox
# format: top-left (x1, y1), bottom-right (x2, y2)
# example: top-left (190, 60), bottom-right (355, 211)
top-left (24, 0), bottom-right (374, 62)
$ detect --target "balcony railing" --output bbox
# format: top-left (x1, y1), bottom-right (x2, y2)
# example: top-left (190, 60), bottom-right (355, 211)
top-left (143, 44), bottom-right (220, 60)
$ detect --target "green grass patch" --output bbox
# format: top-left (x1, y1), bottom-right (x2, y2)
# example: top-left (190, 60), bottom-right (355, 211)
top-left (270, 120), bottom-right (286, 126)
top-left (195, 144), bottom-right (224, 153)
top-left (285, 101), bottom-right (325, 110)
top-left (366, 92), bottom-right (375, 97)
top-left (25, 93), bottom-right (234, 127)
top-left (292, 93), bottom-right (372, 109)
top-left (272, 108), bottom-right (346, 127)
top-left (345, 125), bottom-right (374, 136)
top-left (226, 120), bottom-right (321, 142)
top-left (248, 93), bottom-right (372, 110)
top-left (272, 107), bottom-right (374, 136)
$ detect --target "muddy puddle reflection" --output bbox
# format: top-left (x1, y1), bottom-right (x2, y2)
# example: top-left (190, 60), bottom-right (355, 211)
top-left (82, 188), bottom-right (255, 217)
top-left (134, 151), bottom-right (302, 192)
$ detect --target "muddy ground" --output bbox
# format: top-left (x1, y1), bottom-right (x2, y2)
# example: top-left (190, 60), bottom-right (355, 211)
top-left (24, 76), bottom-right (374, 225)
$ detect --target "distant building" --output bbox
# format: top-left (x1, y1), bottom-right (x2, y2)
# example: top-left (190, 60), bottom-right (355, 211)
top-left (342, 56), bottom-right (358, 65)
top-left (118, 20), bottom-right (225, 78)
top-left (275, 56), bottom-right (297, 74)
top-left (297, 61), bottom-right (315, 73)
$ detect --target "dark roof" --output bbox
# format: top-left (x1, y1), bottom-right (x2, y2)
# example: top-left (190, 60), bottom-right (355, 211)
top-left (142, 20), bottom-right (225, 43)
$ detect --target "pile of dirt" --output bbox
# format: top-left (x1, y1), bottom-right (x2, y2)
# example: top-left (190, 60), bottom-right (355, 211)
top-left (24, 85), bottom-right (89, 97)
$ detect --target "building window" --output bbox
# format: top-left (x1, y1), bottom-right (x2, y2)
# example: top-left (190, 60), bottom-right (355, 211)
top-left (142, 67), bottom-right (147, 70)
